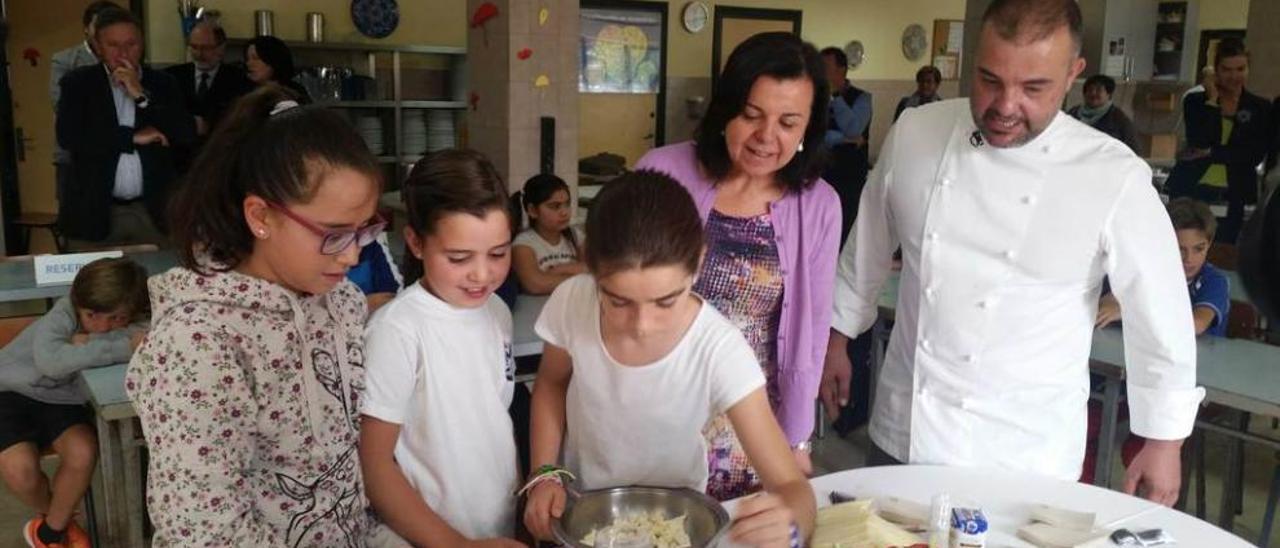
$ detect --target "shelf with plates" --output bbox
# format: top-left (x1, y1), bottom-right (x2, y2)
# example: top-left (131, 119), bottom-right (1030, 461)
top-left (225, 38), bottom-right (467, 183)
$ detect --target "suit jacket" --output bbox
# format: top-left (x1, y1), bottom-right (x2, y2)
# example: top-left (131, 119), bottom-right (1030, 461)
top-left (163, 62), bottom-right (253, 131)
top-left (1167, 89), bottom-right (1273, 204)
top-left (164, 63), bottom-right (252, 174)
top-left (49, 42), bottom-right (99, 163)
top-left (56, 64), bottom-right (195, 241)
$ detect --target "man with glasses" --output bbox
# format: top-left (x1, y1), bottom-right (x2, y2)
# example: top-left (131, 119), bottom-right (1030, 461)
top-left (165, 18), bottom-right (252, 174)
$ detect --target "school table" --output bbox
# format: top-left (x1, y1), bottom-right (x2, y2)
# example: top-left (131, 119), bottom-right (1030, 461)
top-left (0, 250), bottom-right (177, 304)
top-left (721, 465), bottom-right (1253, 547)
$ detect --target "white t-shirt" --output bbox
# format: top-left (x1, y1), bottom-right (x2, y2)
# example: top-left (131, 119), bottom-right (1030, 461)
top-left (535, 274), bottom-right (765, 491)
top-left (362, 282), bottom-right (518, 539)
top-left (513, 227), bottom-right (583, 271)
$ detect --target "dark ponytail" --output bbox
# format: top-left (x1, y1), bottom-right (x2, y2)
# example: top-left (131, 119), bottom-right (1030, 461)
top-left (517, 173), bottom-right (577, 251)
top-left (169, 84), bottom-right (382, 273)
top-left (400, 149), bottom-right (512, 284)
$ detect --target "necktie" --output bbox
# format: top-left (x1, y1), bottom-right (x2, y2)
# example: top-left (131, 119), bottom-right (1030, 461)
top-left (197, 71), bottom-right (210, 101)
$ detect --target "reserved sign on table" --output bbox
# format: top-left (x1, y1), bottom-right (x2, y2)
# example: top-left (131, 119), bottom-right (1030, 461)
top-left (33, 251), bottom-right (125, 286)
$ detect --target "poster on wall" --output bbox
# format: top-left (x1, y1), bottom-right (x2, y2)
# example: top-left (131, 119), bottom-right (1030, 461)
top-left (579, 7), bottom-right (663, 93)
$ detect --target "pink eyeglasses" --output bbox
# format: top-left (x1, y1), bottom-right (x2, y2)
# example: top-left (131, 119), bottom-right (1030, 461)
top-left (267, 202), bottom-right (387, 256)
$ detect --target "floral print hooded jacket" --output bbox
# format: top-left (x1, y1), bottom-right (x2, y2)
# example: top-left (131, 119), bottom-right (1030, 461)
top-left (127, 265), bottom-right (378, 547)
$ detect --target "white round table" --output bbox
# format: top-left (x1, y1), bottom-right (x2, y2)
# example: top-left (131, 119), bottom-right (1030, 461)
top-left (721, 465), bottom-right (1251, 547)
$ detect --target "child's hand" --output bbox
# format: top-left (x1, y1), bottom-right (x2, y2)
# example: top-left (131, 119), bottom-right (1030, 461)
top-left (464, 538), bottom-right (527, 548)
top-left (71, 333), bottom-right (90, 345)
top-left (729, 493), bottom-right (796, 548)
top-left (1095, 294), bottom-right (1122, 329)
top-left (130, 330), bottom-right (148, 350)
top-left (522, 480), bottom-right (567, 541)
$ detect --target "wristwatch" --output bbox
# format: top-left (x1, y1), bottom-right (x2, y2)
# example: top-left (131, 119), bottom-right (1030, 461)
top-left (133, 93), bottom-right (151, 109)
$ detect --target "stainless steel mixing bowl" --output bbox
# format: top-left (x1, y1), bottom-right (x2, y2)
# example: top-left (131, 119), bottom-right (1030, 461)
top-left (552, 486), bottom-right (731, 547)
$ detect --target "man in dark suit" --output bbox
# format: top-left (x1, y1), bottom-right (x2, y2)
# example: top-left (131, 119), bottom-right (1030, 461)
top-left (164, 19), bottom-right (251, 147)
top-left (56, 8), bottom-right (194, 247)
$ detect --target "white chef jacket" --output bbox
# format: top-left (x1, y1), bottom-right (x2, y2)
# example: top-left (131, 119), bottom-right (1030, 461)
top-left (833, 99), bottom-right (1204, 480)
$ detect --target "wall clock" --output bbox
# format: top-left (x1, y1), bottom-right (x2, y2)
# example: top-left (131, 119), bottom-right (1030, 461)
top-left (682, 2), bottom-right (709, 34)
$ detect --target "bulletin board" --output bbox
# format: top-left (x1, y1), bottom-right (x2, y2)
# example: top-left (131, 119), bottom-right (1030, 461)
top-left (931, 19), bottom-right (964, 81)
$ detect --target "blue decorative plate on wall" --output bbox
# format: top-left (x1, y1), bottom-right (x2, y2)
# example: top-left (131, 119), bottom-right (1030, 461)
top-left (351, 0), bottom-right (399, 39)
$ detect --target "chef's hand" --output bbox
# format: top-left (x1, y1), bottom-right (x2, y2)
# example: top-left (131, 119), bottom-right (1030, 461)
top-left (1124, 438), bottom-right (1183, 507)
top-left (522, 480), bottom-right (566, 541)
top-left (71, 333), bottom-right (90, 345)
top-left (821, 330), bottom-right (853, 421)
top-left (130, 330), bottom-right (147, 351)
top-left (1095, 294), bottom-right (1122, 329)
top-left (730, 493), bottom-right (796, 548)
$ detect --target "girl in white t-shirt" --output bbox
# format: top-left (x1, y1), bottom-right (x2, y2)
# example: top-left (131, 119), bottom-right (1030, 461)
top-left (523, 171), bottom-right (816, 547)
top-left (360, 150), bottom-right (524, 548)
top-left (511, 174), bottom-right (586, 294)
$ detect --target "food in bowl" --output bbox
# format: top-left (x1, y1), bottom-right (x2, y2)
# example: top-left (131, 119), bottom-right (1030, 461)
top-left (581, 511), bottom-right (691, 548)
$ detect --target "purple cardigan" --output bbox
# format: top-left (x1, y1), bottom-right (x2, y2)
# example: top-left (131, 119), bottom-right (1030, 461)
top-left (636, 142), bottom-right (841, 444)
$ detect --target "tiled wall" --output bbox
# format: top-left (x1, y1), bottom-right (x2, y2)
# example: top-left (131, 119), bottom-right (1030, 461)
top-left (466, 0), bottom-right (580, 195)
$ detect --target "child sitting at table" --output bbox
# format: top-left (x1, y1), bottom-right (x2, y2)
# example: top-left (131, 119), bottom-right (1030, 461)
top-left (1095, 197), bottom-right (1230, 336)
top-left (522, 170), bottom-right (815, 547)
top-left (359, 149), bottom-right (523, 547)
top-left (511, 174), bottom-right (585, 295)
top-left (1083, 197), bottom-right (1231, 484)
top-left (0, 257), bottom-right (148, 548)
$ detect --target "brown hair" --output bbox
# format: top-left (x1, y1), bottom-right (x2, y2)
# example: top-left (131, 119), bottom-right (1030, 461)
top-left (1168, 198), bottom-right (1217, 241)
top-left (70, 257), bottom-right (149, 322)
top-left (400, 149), bottom-right (512, 283)
top-left (169, 84), bottom-right (382, 273)
top-left (584, 170), bottom-right (703, 278)
top-left (982, 0), bottom-right (1083, 54)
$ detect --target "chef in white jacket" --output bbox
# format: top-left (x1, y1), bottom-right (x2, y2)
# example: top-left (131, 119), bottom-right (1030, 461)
top-left (821, 0), bottom-right (1203, 506)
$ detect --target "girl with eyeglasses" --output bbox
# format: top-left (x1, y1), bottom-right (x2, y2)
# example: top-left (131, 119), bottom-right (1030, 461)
top-left (358, 149), bottom-right (525, 547)
top-left (127, 84), bottom-right (398, 546)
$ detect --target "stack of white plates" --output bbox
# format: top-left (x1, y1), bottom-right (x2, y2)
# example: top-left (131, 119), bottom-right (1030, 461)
top-left (356, 115), bottom-right (384, 155)
top-left (426, 110), bottom-right (456, 152)
top-left (402, 111), bottom-right (428, 157)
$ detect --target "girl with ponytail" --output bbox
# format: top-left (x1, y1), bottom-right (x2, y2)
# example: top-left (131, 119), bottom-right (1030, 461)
top-left (127, 84), bottom-right (399, 546)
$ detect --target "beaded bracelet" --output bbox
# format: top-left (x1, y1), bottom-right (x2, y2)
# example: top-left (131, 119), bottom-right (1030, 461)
top-left (516, 464), bottom-right (576, 497)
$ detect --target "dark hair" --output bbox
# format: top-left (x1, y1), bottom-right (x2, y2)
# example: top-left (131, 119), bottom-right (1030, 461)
top-left (514, 173), bottom-right (578, 250)
top-left (70, 257), bottom-right (149, 322)
top-left (1167, 197), bottom-right (1217, 241)
top-left (92, 7), bottom-right (140, 38)
top-left (1083, 74), bottom-right (1116, 96)
top-left (83, 1), bottom-right (121, 28)
top-left (400, 149), bottom-right (512, 283)
top-left (819, 46), bottom-right (847, 69)
top-left (916, 65), bottom-right (943, 84)
top-left (585, 170), bottom-right (703, 278)
top-left (169, 84), bottom-right (382, 273)
top-left (696, 32), bottom-right (829, 192)
top-left (1214, 37), bottom-right (1249, 67)
top-left (247, 35), bottom-right (297, 83)
top-left (982, 0), bottom-right (1083, 54)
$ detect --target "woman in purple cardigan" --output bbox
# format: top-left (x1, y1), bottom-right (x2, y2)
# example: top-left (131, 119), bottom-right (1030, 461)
top-left (636, 32), bottom-right (840, 500)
